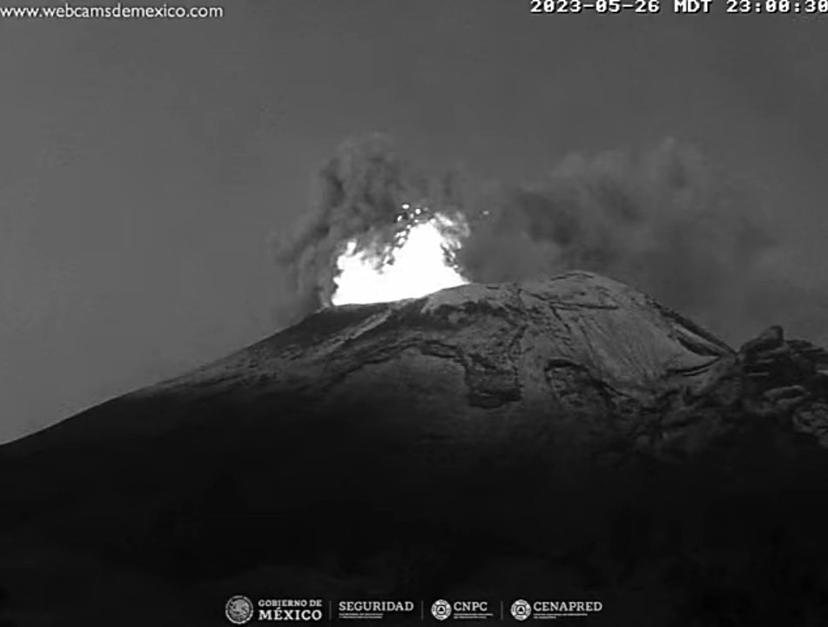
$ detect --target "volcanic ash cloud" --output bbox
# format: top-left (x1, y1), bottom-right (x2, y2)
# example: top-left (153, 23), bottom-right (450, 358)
top-left (273, 134), bottom-right (825, 344)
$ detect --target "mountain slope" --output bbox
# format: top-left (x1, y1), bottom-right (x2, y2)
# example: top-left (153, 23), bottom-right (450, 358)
top-left (2, 272), bottom-right (730, 455)
top-left (2, 271), bottom-right (828, 626)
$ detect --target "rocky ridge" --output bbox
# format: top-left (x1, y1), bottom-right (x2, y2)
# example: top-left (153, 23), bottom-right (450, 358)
top-left (644, 323), bottom-right (828, 463)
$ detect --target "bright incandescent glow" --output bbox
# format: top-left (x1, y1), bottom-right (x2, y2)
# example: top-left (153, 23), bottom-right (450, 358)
top-left (331, 206), bottom-right (469, 305)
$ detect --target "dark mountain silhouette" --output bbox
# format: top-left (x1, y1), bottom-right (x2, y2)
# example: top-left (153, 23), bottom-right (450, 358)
top-left (2, 272), bottom-right (828, 625)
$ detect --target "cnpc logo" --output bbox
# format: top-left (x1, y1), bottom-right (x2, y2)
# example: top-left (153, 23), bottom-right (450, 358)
top-left (431, 599), bottom-right (491, 620)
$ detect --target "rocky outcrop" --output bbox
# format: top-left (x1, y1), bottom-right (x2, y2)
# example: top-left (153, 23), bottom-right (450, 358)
top-left (740, 325), bottom-right (828, 446)
top-left (644, 323), bottom-right (828, 462)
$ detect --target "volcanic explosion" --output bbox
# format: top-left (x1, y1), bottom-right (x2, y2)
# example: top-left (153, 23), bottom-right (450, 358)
top-left (3, 137), bottom-right (828, 625)
top-left (272, 134), bottom-right (828, 347)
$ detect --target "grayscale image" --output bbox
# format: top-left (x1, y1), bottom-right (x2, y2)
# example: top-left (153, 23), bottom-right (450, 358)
top-left (2, 1), bottom-right (828, 625)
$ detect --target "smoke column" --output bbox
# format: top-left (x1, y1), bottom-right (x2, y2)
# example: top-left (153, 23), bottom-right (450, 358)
top-left (273, 134), bottom-right (827, 345)
top-left (271, 133), bottom-right (465, 323)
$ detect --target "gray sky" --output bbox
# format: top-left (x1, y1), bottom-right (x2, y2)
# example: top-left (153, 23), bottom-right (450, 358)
top-left (2, 1), bottom-right (828, 442)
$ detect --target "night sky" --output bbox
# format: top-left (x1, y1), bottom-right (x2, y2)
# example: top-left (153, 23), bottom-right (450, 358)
top-left (2, 1), bottom-right (828, 442)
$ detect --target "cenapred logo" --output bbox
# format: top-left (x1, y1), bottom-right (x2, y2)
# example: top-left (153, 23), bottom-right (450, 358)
top-left (431, 599), bottom-right (452, 621)
top-left (225, 595), bottom-right (254, 624)
top-left (510, 599), bottom-right (532, 621)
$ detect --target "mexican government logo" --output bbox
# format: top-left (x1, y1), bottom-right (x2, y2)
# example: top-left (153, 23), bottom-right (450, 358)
top-left (225, 596), bottom-right (324, 622)
top-left (510, 599), bottom-right (532, 621)
top-left (431, 599), bottom-right (452, 620)
top-left (225, 595), bottom-right (254, 625)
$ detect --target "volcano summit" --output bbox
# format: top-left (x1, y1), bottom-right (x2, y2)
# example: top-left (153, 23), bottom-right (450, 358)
top-left (2, 272), bottom-right (828, 626)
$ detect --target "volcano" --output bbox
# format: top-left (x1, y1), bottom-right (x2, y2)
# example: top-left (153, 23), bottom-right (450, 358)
top-left (2, 272), bottom-right (828, 626)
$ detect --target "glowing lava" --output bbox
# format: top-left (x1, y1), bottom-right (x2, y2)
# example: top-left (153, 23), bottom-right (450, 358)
top-left (331, 206), bottom-right (469, 305)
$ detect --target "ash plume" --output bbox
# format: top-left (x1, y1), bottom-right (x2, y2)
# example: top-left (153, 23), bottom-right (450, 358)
top-left (271, 133), bottom-right (465, 323)
top-left (455, 139), bottom-right (779, 341)
top-left (273, 134), bottom-right (826, 344)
